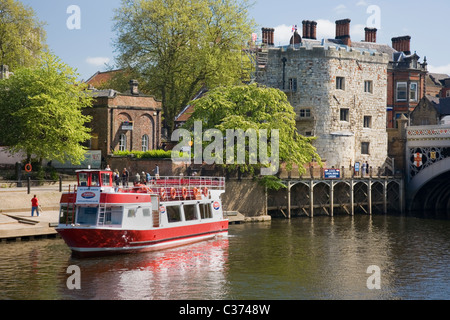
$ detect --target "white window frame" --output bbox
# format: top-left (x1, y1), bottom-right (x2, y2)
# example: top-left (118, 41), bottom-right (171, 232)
top-left (409, 82), bottom-right (418, 102)
top-left (119, 133), bottom-right (127, 151)
top-left (142, 134), bottom-right (149, 152)
top-left (396, 82), bottom-right (407, 102)
top-left (364, 80), bottom-right (373, 93)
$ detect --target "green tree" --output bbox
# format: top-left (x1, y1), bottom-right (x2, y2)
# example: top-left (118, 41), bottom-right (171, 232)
top-left (184, 84), bottom-right (322, 176)
top-left (0, 53), bottom-right (93, 165)
top-left (0, 0), bottom-right (47, 70)
top-left (112, 0), bottom-right (255, 133)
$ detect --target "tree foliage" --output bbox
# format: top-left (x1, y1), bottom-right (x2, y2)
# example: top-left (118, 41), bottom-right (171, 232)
top-left (184, 84), bottom-right (322, 176)
top-left (0, 53), bottom-right (93, 164)
top-left (0, 0), bottom-right (47, 70)
top-left (112, 0), bottom-right (255, 133)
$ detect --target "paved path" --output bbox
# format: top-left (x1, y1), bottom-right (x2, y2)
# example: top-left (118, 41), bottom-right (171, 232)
top-left (0, 184), bottom-right (63, 240)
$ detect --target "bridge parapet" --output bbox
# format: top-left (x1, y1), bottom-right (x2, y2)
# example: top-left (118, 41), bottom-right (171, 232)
top-left (406, 125), bottom-right (450, 214)
top-left (406, 125), bottom-right (450, 183)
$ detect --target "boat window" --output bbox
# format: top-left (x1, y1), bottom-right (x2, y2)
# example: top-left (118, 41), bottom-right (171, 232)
top-left (77, 207), bottom-right (98, 225)
top-left (78, 173), bottom-right (88, 186)
top-left (107, 206), bottom-right (123, 225)
top-left (101, 172), bottom-right (112, 186)
top-left (143, 208), bottom-right (151, 217)
top-left (167, 206), bottom-right (181, 223)
top-left (91, 173), bottom-right (100, 186)
top-left (199, 203), bottom-right (212, 219)
top-left (183, 205), bottom-right (198, 221)
top-left (128, 209), bottom-right (136, 218)
top-left (59, 204), bottom-right (75, 224)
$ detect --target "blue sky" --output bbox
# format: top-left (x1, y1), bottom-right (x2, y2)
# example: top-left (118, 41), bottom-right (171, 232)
top-left (20, 0), bottom-right (450, 81)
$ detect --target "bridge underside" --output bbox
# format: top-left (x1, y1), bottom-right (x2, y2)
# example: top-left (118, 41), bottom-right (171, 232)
top-left (409, 171), bottom-right (450, 218)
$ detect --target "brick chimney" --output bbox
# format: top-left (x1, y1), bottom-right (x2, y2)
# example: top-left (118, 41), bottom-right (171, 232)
top-left (302, 20), bottom-right (317, 40)
top-left (392, 36), bottom-right (411, 55)
top-left (364, 27), bottom-right (377, 43)
top-left (262, 28), bottom-right (275, 46)
top-left (129, 79), bottom-right (139, 95)
top-left (0, 65), bottom-right (9, 79)
top-left (335, 19), bottom-right (351, 46)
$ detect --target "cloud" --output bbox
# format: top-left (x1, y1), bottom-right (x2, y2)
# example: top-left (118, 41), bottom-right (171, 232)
top-left (316, 20), bottom-right (335, 40)
top-left (274, 24), bottom-right (295, 46)
top-left (86, 56), bottom-right (111, 67)
top-left (334, 4), bottom-right (349, 15)
top-left (356, 0), bottom-right (369, 6)
top-left (428, 64), bottom-right (450, 76)
top-left (351, 24), bottom-right (366, 41)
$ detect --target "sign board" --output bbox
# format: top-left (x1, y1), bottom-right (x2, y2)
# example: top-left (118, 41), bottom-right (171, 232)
top-left (324, 169), bottom-right (341, 179)
top-left (354, 162), bottom-right (360, 172)
top-left (76, 187), bottom-right (101, 204)
top-left (122, 121), bottom-right (133, 131)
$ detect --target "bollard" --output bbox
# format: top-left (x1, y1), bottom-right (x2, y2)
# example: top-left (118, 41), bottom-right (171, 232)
top-left (27, 176), bottom-right (31, 194)
top-left (59, 175), bottom-right (62, 192)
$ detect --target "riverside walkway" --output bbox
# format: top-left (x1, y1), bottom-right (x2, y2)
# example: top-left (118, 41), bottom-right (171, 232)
top-left (0, 182), bottom-right (67, 241)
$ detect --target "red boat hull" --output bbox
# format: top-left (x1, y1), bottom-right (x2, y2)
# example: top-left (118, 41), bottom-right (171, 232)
top-left (57, 220), bottom-right (228, 258)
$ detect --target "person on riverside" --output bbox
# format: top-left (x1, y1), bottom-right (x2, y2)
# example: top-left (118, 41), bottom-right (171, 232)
top-left (31, 195), bottom-right (39, 217)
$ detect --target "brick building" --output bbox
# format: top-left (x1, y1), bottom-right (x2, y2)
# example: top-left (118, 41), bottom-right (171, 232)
top-left (85, 80), bottom-right (162, 158)
top-left (387, 36), bottom-right (428, 128)
top-left (426, 73), bottom-right (450, 98)
top-left (256, 19), bottom-right (390, 169)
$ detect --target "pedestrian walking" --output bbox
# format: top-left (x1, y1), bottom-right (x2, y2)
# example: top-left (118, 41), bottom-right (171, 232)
top-left (31, 195), bottom-right (39, 217)
top-left (362, 161), bottom-right (367, 177)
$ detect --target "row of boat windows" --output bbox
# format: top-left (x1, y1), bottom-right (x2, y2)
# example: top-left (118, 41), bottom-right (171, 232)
top-left (60, 203), bottom-right (214, 226)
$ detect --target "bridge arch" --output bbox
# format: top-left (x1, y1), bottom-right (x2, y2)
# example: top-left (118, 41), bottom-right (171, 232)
top-left (408, 158), bottom-right (450, 216)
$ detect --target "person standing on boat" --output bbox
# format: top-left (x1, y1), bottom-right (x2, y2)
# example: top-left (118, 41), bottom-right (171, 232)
top-left (153, 164), bottom-right (160, 179)
top-left (134, 172), bottom-right (140, 185)
top-left (122, 168), bottom-right (129, 188)
top-left (31, 195), bottom-right (39, 217)
top-left (114, 169), bottom-right (120, 187)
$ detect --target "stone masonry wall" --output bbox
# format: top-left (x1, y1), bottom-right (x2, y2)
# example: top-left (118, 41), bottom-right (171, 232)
top-left (258, 45), bottom-right (390, 169)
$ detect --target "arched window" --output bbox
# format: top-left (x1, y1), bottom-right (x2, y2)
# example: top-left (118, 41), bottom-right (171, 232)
top-left (142, 135), bottom-right (149, 152)
top-left (119, 134), bottom-right (127, 151)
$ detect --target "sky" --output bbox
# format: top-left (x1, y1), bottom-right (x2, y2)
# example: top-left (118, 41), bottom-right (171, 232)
top-left (19, 0), bottom-right (450, 81)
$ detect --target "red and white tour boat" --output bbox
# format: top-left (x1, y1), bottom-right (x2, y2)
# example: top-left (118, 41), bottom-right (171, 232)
top-left (56, 170), bottom-right (228, 257)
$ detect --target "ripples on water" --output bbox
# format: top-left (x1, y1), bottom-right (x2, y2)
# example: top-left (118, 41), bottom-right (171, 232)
top-left (0, 215), bottom-right (449, 300)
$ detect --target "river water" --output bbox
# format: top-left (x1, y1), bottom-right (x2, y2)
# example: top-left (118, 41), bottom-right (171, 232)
top-left (0, 214), bottom-right (449, 301)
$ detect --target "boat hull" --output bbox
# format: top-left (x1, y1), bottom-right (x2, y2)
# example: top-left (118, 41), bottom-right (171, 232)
top-left (57, 220), bottom-right (228, 258)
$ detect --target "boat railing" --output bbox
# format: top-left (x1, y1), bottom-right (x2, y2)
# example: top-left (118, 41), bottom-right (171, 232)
top-left (148, 176), bottom-right (225, 190)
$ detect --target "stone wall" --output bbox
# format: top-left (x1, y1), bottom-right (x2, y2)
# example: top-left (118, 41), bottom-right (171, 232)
top-left (222, 179), bottom-right (267, 217)
top-left (257, 45), bottom-right (390, 170)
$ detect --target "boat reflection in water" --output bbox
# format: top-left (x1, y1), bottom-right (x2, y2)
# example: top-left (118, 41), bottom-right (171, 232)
top-left (63, 238), bottom-right (229, 300)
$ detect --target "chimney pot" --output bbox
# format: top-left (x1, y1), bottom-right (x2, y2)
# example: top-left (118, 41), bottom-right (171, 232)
top-left (392, 36), bottom-right (411, 55)
top-left (335, 19), bottom-right (351, 46)
top-left (364, 27), bottom-right (377, 43)
top-left (129, 79), bottom-right (139, 95)
top-left (262, 27), bottom-right (275, 46)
